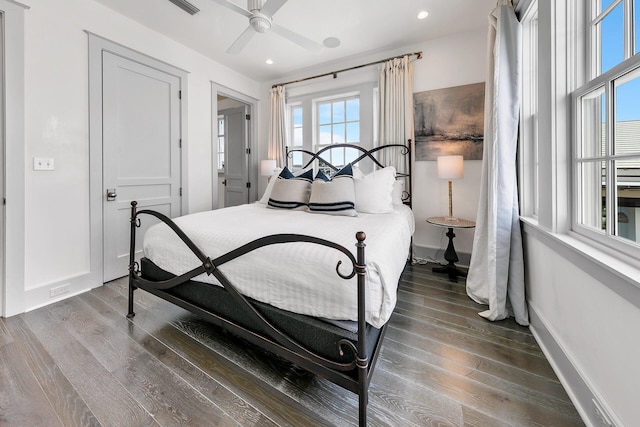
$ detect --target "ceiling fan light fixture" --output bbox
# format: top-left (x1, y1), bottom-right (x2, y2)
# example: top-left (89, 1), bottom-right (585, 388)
top-left (417, 10), bottom-right (429, 20)
top-left (265, 59), bottom-right (273, 64)
top-left (250, 13), bottom-right (272, 33)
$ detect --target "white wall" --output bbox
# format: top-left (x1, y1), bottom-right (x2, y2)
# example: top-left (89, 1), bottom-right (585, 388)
top-left (8, 0), bottom-right (260, 314)
top-left (258, 30), bottom-right (487, 263)
top-left (523, 227), bottom-right (640, 426)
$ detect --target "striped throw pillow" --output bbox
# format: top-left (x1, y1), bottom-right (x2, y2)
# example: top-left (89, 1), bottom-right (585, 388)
top-left (308, 165), bottom-right (357, 217)
top-left (267, 167), bottom-right (313, 210)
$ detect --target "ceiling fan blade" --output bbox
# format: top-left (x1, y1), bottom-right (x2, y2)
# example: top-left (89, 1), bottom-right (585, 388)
top-left (226, 25), bottom-right (256, 54)
top-left (271, 23), bottom-right (322, 52)
top-left (209, 0), bottom-right (251, 18)
top-left (261, 0), bottom-right (288, 16)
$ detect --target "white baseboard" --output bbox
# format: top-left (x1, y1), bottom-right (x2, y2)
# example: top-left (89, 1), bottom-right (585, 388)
top-left (528, 303), bottom-right (621, 427)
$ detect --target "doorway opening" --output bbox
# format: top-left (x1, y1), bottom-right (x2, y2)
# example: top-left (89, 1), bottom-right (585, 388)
top-left (213, 85), bottom-right (258, 209)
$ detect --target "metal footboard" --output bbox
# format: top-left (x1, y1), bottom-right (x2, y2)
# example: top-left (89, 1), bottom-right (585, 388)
top-left (126, 201), bottom-right (374, 426)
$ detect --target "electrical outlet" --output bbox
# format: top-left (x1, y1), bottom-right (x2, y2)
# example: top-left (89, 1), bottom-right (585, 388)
top-left (33, 157), bottom-right (55, 171)
top-left (593, 398), bottom-right (615, 427)
top-left (50, 283), bottom-right (70, 298)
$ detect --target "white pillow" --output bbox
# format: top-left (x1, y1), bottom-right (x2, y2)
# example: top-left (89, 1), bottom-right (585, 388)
top-left (308, 165), bottom-right (357, 217)
top-left (267, 167), bottom-right (313, 210)
top-left (258, 167), bottom-right (283, 204)
top-left (353, 166), bottom-right (396, 213)
top-left (392, 180), bottom-right (404, 206)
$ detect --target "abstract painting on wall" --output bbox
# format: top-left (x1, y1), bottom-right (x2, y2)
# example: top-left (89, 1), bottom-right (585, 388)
top-left (414, 82), bottom-right (485, 161)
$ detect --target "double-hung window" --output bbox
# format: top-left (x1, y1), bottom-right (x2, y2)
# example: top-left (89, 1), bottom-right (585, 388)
top-left (286, 84), bottom-right (374, 173)
top-left (316, 95), bottom-right (361, 169)
top-left (573, 0), bottom-right (640, 252)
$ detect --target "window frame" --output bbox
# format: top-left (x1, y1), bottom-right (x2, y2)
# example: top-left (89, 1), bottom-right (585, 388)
top-left (519, 0), bottom-right (539, 219)
top-left (571, 0), bottom-right (640, 258)
top-left (285, 82), bottom-right (375, 172)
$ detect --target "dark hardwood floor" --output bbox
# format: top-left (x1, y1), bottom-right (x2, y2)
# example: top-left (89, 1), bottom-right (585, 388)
top-left (0, 263), bottom-right (584, 426)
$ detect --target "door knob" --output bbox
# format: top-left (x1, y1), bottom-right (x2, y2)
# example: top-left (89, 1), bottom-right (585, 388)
top-left (106, 189), bottom-right (117, 201)
top-left (222, 179), bottom-right (227, 186)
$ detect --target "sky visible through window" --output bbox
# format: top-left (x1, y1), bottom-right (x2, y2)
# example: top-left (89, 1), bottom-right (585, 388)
top-left (601, 0), bottom-right (640, 121)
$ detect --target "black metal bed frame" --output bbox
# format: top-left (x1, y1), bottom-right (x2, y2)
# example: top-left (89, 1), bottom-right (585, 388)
top-left (127, 142), bottom-right (411, 426)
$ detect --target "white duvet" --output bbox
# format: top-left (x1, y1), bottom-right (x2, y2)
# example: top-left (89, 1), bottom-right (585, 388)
top-left (143, 203), bottom-right (415, 328)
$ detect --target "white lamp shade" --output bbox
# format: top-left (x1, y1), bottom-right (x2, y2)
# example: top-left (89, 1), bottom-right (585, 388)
top-left (437, 155), bottom-right (464, 179)
top-left (260, 159), bottom-right (277, 177)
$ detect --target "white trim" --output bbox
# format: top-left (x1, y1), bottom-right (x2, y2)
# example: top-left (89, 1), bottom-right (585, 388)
top-left (88, 33), bottom-right (189, 286)
top-left (210, 82), bottom-right (259, 207)
top-left (519, 0), bottom-right (539, 219)
top-left (522, 219), bottom-right (640, 309)
top-left (1, 0), bottom-right (26, 317)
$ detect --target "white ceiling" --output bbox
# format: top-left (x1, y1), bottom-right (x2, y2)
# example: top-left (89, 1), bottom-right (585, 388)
top-left (94, 0), bottom-right (499, 82)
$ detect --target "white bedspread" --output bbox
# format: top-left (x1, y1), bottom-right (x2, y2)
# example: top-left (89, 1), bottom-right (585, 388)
top-left (143, 203), bottom-right (414, 328)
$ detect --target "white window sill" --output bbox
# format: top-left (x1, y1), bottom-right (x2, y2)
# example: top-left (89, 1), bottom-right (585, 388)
top-left (521, 217), bottom-right (640, 310)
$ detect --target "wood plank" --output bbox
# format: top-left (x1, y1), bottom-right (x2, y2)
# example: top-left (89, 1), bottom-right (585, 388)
top-left (2, 316), bottom-right (101, 427)
top-left (0, 317), bottom-right (13, 348)
top-left (21, 307), bottom-right (160, 427)
top-left (48, 294), bottom-right (241, 426)
top-left (389, 310), bottom-right (557, 379)
top-left (79, 290), bottom-right (278, 427)
top-left (0, 339), bottom-right (62, 426)
top-left (378, 337), bottom-right (582, 424)
top-left (92, 282), bottom-right (330, 427)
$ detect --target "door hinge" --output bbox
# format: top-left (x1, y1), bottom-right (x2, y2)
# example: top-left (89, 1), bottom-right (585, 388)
top-left (179, 90), bottom-right (182, 99)
top-left (245, 114), bottom-right (251, 120)
top-left (245, 148), bottom-right (251, 154)
top-left (3, 198), bottom-right (5, 205)
top-left (246, 182), bottom-right (251, 188)
top-left (179, 138), bottom-right (182, 148)
top-left (179, 188), bottom-right (182, 196)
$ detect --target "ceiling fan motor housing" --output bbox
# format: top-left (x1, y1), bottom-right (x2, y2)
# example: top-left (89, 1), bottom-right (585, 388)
top-left (250, 12), bottom-right (271, 33)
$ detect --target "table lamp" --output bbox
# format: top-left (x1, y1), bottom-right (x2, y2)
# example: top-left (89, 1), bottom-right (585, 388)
top-left (260, 159), bottom-right (277, 181)
top-left (437, 155), bottom-right (464, 219)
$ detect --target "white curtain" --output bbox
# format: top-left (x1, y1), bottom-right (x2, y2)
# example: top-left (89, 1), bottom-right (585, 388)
top-left (377, 55), bottom-right (414, 171)
top-left (466, 0), bottom-right (529, 326)
top-left (268, 85), bottom-right (287, 167)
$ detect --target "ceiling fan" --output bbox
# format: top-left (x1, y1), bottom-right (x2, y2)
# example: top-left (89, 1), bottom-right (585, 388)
top-left (211, 0), bottom-right (323, 54)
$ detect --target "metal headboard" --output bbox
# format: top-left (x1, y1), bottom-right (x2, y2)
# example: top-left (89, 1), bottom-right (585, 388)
top-left (285, 142), bottom-right (412, 207)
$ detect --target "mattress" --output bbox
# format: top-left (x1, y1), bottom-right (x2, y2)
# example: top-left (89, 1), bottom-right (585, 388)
top-left (143, 203), bottom-right (415, 328)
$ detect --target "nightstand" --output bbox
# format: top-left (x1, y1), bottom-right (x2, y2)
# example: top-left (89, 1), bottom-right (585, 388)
top-left (426, 216), bottom-right (476, 282)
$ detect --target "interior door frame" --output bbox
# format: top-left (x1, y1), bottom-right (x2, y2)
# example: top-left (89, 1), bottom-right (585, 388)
top-left (1, 1), bottom-right (27, 317)
top-left (88, 33), bottom-right (189, 285)
top-left (211, 83), bottom-right (258, 209)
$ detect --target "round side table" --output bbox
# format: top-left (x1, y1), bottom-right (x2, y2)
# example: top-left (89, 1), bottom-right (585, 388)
top-left (426, 217), bottom-right (476, 282)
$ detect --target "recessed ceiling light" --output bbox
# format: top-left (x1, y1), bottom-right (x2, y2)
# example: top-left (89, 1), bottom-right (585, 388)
top-left (417, 10), bottom-right (429, 20)
top-left (323, 37), bottom-right (341, 48)
top-left (265, 59), bottom-right (273, 65)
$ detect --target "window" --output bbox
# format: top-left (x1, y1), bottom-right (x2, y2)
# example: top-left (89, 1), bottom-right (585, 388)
top-left (289, 104), bottom-right (303, 167)
top-left (217, 115), bottom-right (225, 171)
top-left (573, 0), bottom-right (640, 250)
top-left (285, 83), bottom-right (375, 173)
top-left (315, 95), bottom-right (361, 169)
top-left (520, 1), bottom-right (539, 218)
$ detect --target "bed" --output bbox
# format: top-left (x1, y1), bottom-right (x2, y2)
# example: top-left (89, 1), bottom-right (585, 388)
top-left (126, 142), bottom-right (413, 426)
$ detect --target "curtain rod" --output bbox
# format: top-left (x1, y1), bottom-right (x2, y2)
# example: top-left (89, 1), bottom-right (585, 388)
top-left (271, 51), bottom-right (423, 88)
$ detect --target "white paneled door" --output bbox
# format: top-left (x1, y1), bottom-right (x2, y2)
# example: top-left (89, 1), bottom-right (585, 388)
top-left (102, 51), bottom-right (182, 282)
top-left (222, 106), bottom-right (249, 207)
